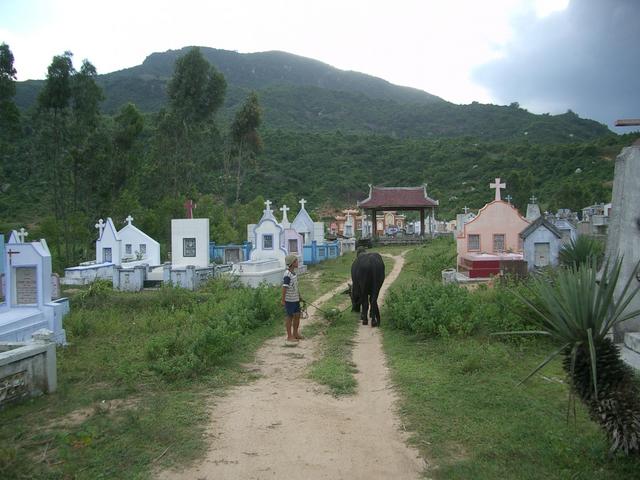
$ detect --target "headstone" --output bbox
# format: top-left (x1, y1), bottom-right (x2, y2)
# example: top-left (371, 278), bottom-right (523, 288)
top-left (51, 274), bottom-right (61, 299)
top-left (0, 231), bottom-right (68, 344)
top-left (526, 195), bottom-right (541, 221)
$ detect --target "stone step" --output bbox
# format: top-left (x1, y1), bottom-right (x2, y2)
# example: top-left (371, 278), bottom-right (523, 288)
top-left (624, 332), bottom-right (640, 355)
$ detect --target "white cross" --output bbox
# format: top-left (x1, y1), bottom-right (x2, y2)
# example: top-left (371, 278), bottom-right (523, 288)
top-left (280, 205), bottom-right (290, 227)
top-left (505, 195), bottom-right (513, 204)
top-left (299, 198), bottom-right (307, 210)
top-left (95, 218), bottom-right (105, 237)
top-left (17, 227), bottom-right (28, 243)
top-left (264, 200), bottom-right (272, 212)
top-left (490, 177), bottom-right (506, 201)
top-left (125, 215), bottom-right (133, 225)
top-left (463, 206), bottom-right (469, 214)
top-left (529, 195), bottom-right (538, 204)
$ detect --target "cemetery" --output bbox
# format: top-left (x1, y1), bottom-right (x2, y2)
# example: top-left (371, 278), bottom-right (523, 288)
top-left (1, 33), bottom-right (640, 477)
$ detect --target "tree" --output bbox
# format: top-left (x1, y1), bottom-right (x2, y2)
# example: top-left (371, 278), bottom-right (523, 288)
top-left (514, 260), bottom-right (640, 455)
top-left (158, 47), bottom-right (226, 197)
top-left (0, 42), bottom-right (20, 139)
top-left (0, 43), bottom-right (20, 184)
top-left (110, 103), bottom-right (144, 202)
top-left (35, 52), bottom-right (106, 265)
top-left (229, 92), bottom-right (262, 204)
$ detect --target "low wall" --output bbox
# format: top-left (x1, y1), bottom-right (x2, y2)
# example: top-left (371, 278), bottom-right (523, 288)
top-left (167, 265), bottom-right (216, 290)
top-left (0, 330), bottom-right (56, 408)
top-left (303, 241), bottom-right (341, 264)
top-left (112, 265), bottom-right (146, 292)
top-left (62, 263), bottom-right (114, 285)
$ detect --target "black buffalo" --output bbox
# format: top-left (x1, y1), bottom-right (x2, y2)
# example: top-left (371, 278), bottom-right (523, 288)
top-left (350, 252), bottom-right (385, 326)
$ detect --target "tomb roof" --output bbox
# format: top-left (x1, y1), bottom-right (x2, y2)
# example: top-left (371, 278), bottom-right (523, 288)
top-left (358, 185), bottom-right (438, 209)
top-left (520, 216), bottom-right (562, 239)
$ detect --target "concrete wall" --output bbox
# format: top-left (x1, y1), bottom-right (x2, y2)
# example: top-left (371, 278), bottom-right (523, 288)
top-left (0, 331), bottom-right (57, 407)
top-left (606, 144), bottom-right (640, 337)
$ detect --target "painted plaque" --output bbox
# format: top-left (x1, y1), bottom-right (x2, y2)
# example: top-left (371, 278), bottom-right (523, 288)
top-left (15, 266), bottom-right (37, 305)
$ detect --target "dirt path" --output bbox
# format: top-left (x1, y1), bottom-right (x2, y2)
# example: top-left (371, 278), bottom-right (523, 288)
top-left (157, 253), bottom-right (424, 480)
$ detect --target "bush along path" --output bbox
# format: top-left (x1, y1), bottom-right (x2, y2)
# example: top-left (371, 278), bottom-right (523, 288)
top-left (157, 252), bottom-right (425, 480)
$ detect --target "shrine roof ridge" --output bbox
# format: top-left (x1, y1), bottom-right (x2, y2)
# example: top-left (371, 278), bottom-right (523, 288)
top-left (357, 185), bottom-right (439, 209)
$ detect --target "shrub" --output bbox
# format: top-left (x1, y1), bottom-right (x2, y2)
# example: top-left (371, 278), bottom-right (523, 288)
top-left (386, 278), bottom-right (538, 339)
top-left (144, 280), bottom-right (279, 380)
top-left (559, 235), bottom-right (604, 269)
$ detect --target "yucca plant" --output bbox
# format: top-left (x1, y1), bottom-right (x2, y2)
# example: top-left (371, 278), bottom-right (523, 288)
top-left (559, 235), bottom-right (604, 269)
top-left (513, 258), bottom-right (640, 455)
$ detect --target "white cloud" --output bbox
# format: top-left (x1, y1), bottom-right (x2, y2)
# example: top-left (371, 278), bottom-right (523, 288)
top-left (1, 0), bottom-right (568, 106)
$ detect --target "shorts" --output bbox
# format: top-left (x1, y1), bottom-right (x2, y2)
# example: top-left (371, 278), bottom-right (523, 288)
top-left (284, 301), bottom-right (301, 316)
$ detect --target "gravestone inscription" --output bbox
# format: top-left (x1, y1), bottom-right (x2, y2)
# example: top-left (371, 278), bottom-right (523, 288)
top-left (15, 267), bottom-right (37, 304)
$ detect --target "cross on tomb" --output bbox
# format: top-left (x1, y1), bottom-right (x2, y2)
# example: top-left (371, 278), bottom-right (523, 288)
top-left (264, 199), bottom-right (272, 212)
top-left (17, 228), bottom-right (28, 243)
top-left (299, 198), bottom-right (307, 210)
top-left (490, 177), bottom-right (506, 202)
top-left (463, 206), bottom-right (469, 214)
top-left (125, 215), bottom-right (134, 226)
top-left (184, 199), bottom-right (196, 219)
top-left (95, 218), bottom-right (105, 237)
top-left (280, 204), bottom-right (290, 218)
top-left (505, 195), bottom-right (513, 204)
top-left (6, 249), bottom-right (20, 266)
top-left (529, 195), bottom-right (538, 204)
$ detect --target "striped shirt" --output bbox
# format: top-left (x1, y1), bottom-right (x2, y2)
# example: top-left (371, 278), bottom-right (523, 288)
top-left (282, 269), bottom-right (300, 302)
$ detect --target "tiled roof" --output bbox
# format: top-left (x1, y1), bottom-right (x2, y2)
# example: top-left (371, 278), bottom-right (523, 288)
top-left (358, 186), bottom-right (439, 208)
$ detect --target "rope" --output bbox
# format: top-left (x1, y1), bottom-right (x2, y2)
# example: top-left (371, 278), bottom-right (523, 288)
top-left (302, 299), bottom-right (351, 318)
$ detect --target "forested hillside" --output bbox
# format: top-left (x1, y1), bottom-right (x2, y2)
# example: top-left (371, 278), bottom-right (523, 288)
top-left (1, 44), bottom-right (636, 272)
top-left (14, 47), bottom-right (609, 142)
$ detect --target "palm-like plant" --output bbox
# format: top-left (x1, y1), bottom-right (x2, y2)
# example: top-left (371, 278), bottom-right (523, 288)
top-left (558, 235), bottom-right (604, 269)
top-left (514, 258), bottom-right (640, 455)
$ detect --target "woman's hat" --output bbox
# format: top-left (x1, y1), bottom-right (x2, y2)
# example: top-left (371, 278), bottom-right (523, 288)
top-left (285, 254), bottom-right (298, 267)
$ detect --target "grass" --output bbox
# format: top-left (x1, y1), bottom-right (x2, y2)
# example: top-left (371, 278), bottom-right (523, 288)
top-left (307, 294), bottom-right (360, 396)
top-left (0, 251), bottom-right (363, 479)
top-left (307, 249), bottom-right (399, 396)
top-left (0, 281), bottom-right (281, 479)
top-left (381, 241), bottom-right (640, 479)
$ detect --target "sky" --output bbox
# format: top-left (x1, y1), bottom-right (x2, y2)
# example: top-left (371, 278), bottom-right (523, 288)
top-left (1, 0), bottom-right (638, 129)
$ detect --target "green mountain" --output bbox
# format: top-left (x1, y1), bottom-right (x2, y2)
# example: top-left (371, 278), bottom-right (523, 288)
top-left (14, 46), bottom-right (610, 142)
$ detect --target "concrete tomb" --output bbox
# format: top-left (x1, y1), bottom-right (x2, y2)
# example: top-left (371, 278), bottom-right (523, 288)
top-left (0, 329), bottom-right (57, 407)
top-left (233, 200), bottom-right (286, 287)
top-left (63, 215), bottom-right (160, 285)
top-left (0, 230), bottom-right (68, 344)
top-left (520, 217), bottom-right (563, 270)
top-left (291, 198), bottom-right (325, 245)
top-left (455, 178), bottom-right (529, 280)
top-left (161, 218), bottom-right (215, 289)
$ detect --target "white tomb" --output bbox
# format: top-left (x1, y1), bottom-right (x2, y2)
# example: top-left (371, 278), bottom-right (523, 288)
top-left (291, 198), bottom-right (325, 245)
top-left (171, 218), bottom-right (210, 267)
top-left (153, 218), bottom-right (215, 290)
top-left (118, 215), bottom-right (161, 266)
top-left (63, 215), bottom-right (161, 285)
top-left (233, 200), bottom-right (286, 287)
top-left (0, 230), bottom-right (68, 344)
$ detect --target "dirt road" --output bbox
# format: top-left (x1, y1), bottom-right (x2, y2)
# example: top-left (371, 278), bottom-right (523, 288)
top-left (158, 253), bottom-right (424, 480)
